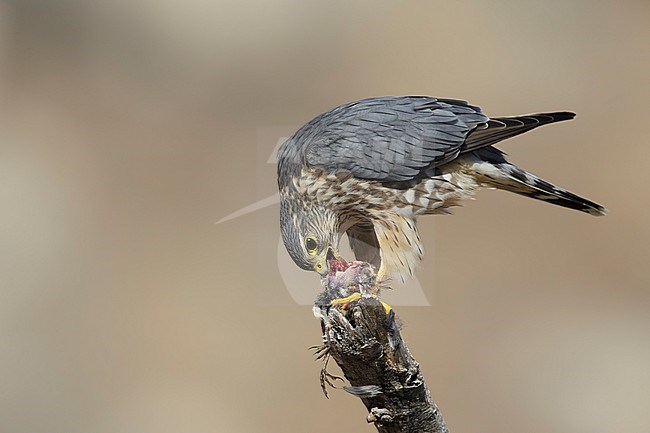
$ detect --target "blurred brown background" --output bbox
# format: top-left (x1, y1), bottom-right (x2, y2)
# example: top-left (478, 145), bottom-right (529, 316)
top-left (1, 1), bottom-right (649, 432)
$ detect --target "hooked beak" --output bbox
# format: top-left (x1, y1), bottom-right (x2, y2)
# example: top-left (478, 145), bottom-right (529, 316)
top-left (314, 246), bottom-right (343, 276)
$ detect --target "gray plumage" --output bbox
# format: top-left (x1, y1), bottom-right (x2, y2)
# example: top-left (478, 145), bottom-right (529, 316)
top-left (278, 96), bottom-right (606, 283)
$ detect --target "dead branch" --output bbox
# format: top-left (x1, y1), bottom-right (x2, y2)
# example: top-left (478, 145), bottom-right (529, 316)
top-left (315, 296), bottom-right (448, 433)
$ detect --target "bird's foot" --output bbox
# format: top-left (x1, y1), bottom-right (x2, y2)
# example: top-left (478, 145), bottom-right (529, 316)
top-left (329, 292), bottom-right (362, 310)
top-left (318, 259), bottom-right (392, 314)
top-left (330, 292), bottom-right (392, 314)
top-left (331, 293), bottom-right (392, 313)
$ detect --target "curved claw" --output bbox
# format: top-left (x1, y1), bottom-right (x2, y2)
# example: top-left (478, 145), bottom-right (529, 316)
top-left (330, 292), bottom-right (392, 314)
top-left (329, 292), bottom-right (362, 309)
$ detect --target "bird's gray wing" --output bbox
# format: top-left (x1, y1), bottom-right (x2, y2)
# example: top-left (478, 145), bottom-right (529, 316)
top-left (463, 111), bottom-right (575, 151)
top-left (303, 96), bottom-right (489, 182)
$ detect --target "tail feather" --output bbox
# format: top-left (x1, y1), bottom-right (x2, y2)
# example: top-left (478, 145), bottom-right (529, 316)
top-left (492, 163), bottom-right (607, 216)
top-left (466, 146), bottom-right (607, 216)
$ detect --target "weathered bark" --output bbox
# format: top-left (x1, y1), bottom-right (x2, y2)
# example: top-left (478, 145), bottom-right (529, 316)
top-left (318, 297), bottom-right (448, 433)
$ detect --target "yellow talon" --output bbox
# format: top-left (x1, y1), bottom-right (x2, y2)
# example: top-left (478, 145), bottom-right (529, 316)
top-left (329, 292), bottom-right (362, 308)
top-left (329, 293), bottom-right (393, 315)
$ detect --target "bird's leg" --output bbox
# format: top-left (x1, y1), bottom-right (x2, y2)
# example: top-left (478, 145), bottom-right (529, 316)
top-left (375, 265), bottom-right (386, 286)
top-left (373, 266), bottom-right (393, 314)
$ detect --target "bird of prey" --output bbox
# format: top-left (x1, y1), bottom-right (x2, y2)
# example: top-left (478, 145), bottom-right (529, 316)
top-left (278, 96), bottom-right (606, 284)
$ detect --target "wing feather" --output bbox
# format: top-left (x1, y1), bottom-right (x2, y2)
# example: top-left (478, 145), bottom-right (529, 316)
top-left (304, 96), bottom-right (487, 182)
top-left (284, 97), bottom-right (575, 186)
top-left (463, 112), bottom-right (575, 151)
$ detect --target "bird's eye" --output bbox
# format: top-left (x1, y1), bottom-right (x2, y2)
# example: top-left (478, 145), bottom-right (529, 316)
top-left (305, 236), bottom-right (318, 255)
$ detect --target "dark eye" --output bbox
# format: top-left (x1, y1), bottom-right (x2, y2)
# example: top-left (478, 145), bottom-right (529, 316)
top-left (305, 237), bottom-right (318, 254)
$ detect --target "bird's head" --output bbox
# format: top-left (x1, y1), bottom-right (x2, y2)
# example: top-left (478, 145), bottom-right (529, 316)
top-left (280, 196), bottom-right (342, 276)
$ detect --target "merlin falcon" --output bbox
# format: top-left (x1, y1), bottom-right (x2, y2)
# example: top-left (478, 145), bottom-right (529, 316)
top-left (278, 96), bottom-right (606, 284)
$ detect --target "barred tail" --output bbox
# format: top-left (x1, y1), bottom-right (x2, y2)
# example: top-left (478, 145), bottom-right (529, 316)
top-left (488, 163), bottom-right (607, 216)
top-left (502, 164), bottom-right (607, 215)
top-left (468, 147), bottom-right (607, 216)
